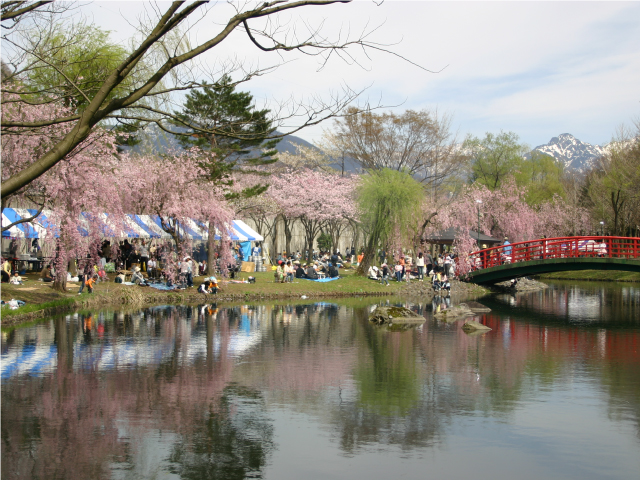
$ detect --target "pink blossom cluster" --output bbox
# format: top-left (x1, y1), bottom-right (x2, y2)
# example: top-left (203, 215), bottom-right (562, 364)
top-left (2, 93), bottom-right (234, 285)
top-left (426, 177), bottom-right (591, 273)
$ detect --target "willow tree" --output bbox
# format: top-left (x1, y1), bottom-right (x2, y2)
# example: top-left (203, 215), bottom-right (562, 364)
top-left (356, 169), bottom-right (424, 274)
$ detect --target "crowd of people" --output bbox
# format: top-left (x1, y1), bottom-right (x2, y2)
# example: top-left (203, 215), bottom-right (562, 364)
top-left (365, 250), bottom-right (456, 293)
top-left (274, 255), bottom-right (341, 282)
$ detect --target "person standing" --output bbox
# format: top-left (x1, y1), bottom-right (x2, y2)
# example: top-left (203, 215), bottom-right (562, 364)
top-left (502, 237), bottom-right (512, 262)
top-left (181, 257), bottom-right (193, 287)
top-left (147, 257), bottom-right (157, 279)
top-left (394, 262), bottom-right (403, 282)
top-left (416, 252), bottom-right (425, 281)
top-left (425, 251), bottom-right (434, 276)
top-left (380, 263), bottom-right (390, 286)
top-left (139, 240), bottom-right (149, 272)
top-left (78, 263), bottom-right (93, 294)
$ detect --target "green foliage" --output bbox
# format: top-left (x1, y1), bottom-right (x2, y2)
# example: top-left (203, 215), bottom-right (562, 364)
top-left (25, 25), bottom-right (129, 109)
top-left (466, 131), bottom-right (566, 205)
top-left (585, 131), bottom-right (640, 235)
top-left (173, 75), bottom-right (278, 172)
top-left (113, 120), bottom-right (143, 153)
top-left (357, 169), bottom-right (424, 271)
top-left (466, 131), bottom-right (528, 190)
top-left (317, 232), bottom-right (332, 251)
top-left (515, 151), bottom-right (566, 205)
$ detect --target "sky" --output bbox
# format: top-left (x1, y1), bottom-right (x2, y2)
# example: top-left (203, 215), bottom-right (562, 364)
top-left (85, 1), bottom-right (640, 148)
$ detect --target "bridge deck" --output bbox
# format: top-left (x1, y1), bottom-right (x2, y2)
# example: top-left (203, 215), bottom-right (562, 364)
top-left (467, 236), bottom-right (640, 284)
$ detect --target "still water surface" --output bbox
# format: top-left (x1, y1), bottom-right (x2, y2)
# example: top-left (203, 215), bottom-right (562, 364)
top-left (2, 281), bottom-right (639, 480)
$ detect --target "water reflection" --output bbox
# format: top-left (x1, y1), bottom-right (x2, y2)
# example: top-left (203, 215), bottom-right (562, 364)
top-left (2, 285), bottom-right (640, 479)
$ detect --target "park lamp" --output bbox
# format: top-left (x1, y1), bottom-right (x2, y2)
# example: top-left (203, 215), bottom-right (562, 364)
top-left (476, 200), bottom-right (482, 247)
top-left (600, 221), bottom-right (605, 237)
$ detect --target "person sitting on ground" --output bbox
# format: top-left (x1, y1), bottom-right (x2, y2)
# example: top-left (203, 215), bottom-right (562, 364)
top-left (131, 266), bottom-right (146, 285)
top-left (10, 272), bottom-right (23, 285)
top-left (328, 264), bottom-right (339, 278)
top-left (115, 271), bottom-right (126, 284)
top-left (198, 276), bottom-right (218, 294)
top-left (432, 271), bottom-right (442, 291)
top-left (367, 265), bottom-right (379, 280)
top-left (285, 261), bottom-right (295, 283)
top-left (305, 264), bottom-right (319, 280)
top-left (41, 264), bottom-right (54, 282)
top-left (441, 273), bottom-right (451, 292)
top-left (275, 261), bottom-right (285, 283)
top-left (295, 263), bottom-right (307, 278)
top-left (1, 258), bottom-right (12, 283)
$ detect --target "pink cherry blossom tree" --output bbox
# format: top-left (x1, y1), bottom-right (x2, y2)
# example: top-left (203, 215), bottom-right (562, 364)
top-left (424, 176), bottom-right (591, 274)
top-left (2, 91), bottom-right (131, 291)
top-left (268, 168), bottom-right (357, 262)
top-left (119, 151), bottom-right (234, 280)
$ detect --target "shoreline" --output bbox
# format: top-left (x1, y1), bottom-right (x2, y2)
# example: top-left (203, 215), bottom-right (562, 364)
top-left (1, 288), bottom-right (397, 327)
top-left (2, 273), bottom-right (491, 328)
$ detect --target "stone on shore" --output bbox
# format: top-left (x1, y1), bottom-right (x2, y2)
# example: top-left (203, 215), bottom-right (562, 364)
top-left (369, 306), bottom-right (425, 325)
top-left (461, 321), bottom-right (492, 333)
top-left (433, 303), bottom-right (475, 321)
top-left (465, 301), bottom-right (491, 313)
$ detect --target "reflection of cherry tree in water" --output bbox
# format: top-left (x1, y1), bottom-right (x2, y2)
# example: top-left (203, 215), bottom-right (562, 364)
top-left (335, 309), bottom-right (447, 453)
top-left (166, 384), bottom-right (275, 480)
top-left (1, 307), bottom-right (276, 479)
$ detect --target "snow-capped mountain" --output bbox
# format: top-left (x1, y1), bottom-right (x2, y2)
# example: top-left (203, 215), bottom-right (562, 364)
top-left (531, 133), bottom-right (605, 172)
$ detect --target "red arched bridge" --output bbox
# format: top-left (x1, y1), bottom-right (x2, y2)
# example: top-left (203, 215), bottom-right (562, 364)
top-left (467, 236), bottom-right (640, 284)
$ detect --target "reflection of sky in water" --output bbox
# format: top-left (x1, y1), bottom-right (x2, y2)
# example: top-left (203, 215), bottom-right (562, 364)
top-left (567, 291), bottom-right (602, 321)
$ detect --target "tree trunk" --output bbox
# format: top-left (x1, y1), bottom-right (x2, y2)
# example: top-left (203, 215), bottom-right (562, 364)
top-left (51, 237), bottom-right (68, 292)
top-left (282, 216), bottom-right (294, 256)
top-left (270, 217), bottom-right (279, 264)
top-left (207, 219), bottom-right (217, 276)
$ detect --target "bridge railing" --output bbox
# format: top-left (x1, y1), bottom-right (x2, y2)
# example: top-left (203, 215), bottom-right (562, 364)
top-left (469, 236), bottom-right (640, 270)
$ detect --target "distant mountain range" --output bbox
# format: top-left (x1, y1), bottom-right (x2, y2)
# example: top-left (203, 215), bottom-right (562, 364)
top-left (129, 124), bottom-right (316, 157)
top-left (530, 133), bottom-right (606, 172)
top-left (129, 126), bottom-right (616, 175)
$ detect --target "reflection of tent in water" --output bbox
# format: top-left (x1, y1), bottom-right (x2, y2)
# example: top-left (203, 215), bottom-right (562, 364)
top-left (0, 317), bottom-right (262, 380)
top-left (425, 227), bottom-right (501, 247)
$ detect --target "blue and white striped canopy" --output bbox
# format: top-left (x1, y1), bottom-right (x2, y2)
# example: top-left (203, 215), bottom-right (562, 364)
top-left (1, 208), bottom-right (263, 241)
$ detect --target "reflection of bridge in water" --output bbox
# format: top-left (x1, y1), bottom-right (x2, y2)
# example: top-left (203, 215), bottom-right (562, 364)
top-left (467, 236), bottom-right (640, 284)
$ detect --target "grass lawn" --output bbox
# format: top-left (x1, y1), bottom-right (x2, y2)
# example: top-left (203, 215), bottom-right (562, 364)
top-left (537, 270), bottom-right (640, 282)
top-left (1, 267), bottom-right (405, 322)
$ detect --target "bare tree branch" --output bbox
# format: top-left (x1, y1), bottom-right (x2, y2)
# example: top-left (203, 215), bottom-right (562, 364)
top-left (1, 0), bottom-right (52, 23)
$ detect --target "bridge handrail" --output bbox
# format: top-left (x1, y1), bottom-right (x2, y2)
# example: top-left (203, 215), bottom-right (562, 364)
top-left (469, 236), bottom-right (640, 271)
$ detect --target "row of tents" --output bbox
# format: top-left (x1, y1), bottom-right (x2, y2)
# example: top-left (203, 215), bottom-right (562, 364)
top-left (1, 208), bottom-right (264, 242)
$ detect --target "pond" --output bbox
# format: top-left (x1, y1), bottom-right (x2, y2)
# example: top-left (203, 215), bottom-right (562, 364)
top-left (2, 281), bottom-right (639, 480)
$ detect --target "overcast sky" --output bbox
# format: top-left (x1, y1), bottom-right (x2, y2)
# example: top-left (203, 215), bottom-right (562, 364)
top-left (88, 1), bottom-right (640, 148)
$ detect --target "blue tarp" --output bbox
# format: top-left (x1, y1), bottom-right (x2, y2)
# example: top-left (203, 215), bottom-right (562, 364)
top-left (301, 277), bottom-right (341, 283)
top-left (239, 241), bottom-right (251, 260)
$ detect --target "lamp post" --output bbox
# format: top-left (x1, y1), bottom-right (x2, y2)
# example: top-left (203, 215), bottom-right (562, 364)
top-left (600, 221), bottom-right (605, 237)
top-left (476, 199), bottom-right (482, 248)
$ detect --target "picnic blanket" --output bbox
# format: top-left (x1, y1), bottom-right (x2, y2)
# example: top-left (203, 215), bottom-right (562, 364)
top-left (149, 283), bottom-right (176, 291)
top-left (301, 277), bottom-right (340, 283)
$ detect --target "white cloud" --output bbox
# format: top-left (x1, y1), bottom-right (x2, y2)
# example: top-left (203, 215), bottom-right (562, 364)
top-left (86, 1), bottom-right (640, 147)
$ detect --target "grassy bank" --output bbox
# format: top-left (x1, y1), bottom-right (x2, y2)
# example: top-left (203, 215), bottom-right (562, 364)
top-left (2, 268), bottom-right (436, 326)
top-left (536, 270), bottom-right (640, 282)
